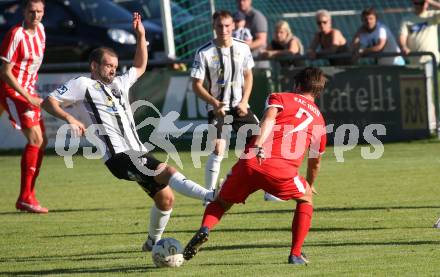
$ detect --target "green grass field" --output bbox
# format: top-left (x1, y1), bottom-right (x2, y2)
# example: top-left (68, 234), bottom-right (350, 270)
top-left (1, 140), bottom-right (440, 276)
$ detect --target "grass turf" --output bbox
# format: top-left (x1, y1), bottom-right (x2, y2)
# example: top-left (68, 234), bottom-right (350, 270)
top-left (0, 140), bottom-right (440, 276)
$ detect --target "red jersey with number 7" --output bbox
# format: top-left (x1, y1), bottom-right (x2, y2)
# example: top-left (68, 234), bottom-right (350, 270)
top-left (244, 92), bottom-right (327, 179)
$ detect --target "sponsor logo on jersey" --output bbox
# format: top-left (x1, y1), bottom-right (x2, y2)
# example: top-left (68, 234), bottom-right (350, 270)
top-left (56, 85), bottom-right (68, 95)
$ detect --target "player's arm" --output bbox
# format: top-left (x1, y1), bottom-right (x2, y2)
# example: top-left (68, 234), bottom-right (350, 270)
top-left (132, 12), bottom-right (148, 78)
top-left (0, 61), bottom-right (41, 107)
top-left (253, 106), bottom-right (278, 164)
top-left (236, 68), bottom-right (253, 117)
top-left (307, 156), bottom-right (322, 194)
top-left (192, 78), bottom-right (225, 117)
top-left (427, 0), bottom-right (440, 9)
top-left (42, 96), bottom-right (85, 137)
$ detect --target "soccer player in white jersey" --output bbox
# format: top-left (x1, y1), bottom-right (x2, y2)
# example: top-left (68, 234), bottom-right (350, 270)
top-left (191, 10), bottom-right (260, 202)
top-left (42, 13), bottom-right (215, 252)
top-left (0, 0), bottom-right (48, 213)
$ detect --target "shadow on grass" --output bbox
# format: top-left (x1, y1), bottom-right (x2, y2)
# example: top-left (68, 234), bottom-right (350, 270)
top-left (0, 207), bottom-right (114, 215)
top-left (226, 205), bottom-right (440, 216)
top-left (0, 265), bottom-right (156, 276)
top-left (201, 240), bottom-right (440, 252)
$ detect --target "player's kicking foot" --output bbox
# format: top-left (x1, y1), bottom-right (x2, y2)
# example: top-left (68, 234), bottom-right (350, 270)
top-left (141, 235), bottom-right (155, 252)
top-left (183, 226), bottom-right (209, 260)
top-left (16, 201), bottom-right (49, 213)
top-left (288, 253), bottom-right (309, 265)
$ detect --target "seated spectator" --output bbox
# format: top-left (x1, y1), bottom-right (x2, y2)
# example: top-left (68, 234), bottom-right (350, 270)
top-left (232, 11), bottom-right (253, 42)
top-left (260, 20), bottom-right (304, 67)
top-left (352, 7), bottom-right (405, 65)
top-left (399, 0), bottom-right (440, 65)
top-left (308, 9), bottom-right (352, 65)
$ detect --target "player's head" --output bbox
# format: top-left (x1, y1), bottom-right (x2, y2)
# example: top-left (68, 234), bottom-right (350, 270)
top-left (89, 47), bottom-right (119, 84)
top-left (294, 67), bottom-right (327, 98)
top-left (213, 10), bottom-right (234, 42)
top-left (361, 7), bottom-right (377, 31)
top-left (22, 0), bottom-right (45, 29)
top-left (412, 0), bottom-right (428, 14)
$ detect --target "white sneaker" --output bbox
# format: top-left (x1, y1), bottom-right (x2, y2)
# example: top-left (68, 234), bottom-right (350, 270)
top-left (141, 235), bottom-right (155, 252)
top-left (434, 217), bottom-right (440, 228)
top-left (264, 192), bottom-right (286, 202)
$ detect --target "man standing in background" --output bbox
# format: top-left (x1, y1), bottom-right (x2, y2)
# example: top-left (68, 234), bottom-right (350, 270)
top-left (0, 0), bottom-right (48, 213)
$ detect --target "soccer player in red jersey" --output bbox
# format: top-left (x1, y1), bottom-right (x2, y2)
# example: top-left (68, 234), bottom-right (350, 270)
top-left (183, 67), bottom-right (328, 265)
top-left (0, 0), bottom-right (48, 213)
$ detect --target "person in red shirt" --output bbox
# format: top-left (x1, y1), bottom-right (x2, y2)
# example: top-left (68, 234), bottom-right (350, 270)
top-left (0, 0), bottom-right (48, 213)
top-left (183, 67), bottom-right (327, 265)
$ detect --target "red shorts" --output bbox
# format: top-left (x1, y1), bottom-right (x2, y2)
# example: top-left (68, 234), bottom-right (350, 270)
top-left (0, 92), bottom-right (42, 130)
top-left (219, 160), bottom-right (308, 204)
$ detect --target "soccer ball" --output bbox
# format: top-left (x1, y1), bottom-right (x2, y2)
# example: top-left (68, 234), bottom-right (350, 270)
top-left (151, 238), bottom-right (184, 268)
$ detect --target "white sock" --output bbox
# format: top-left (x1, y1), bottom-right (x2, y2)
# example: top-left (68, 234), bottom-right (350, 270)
top-left (168, 172), bottom-right (213, 201)
top-left (205, 154), bottom-right (223, 190)
top-left (148, 205), bottom-right (172, 242)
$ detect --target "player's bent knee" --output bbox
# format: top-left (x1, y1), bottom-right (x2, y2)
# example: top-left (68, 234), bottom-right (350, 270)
top-left (154, 187), bottom-right (174, 210)
top-left (217, 197), bottom-right (233, 211)
top-left (154, 164), bottom-right (176, 185)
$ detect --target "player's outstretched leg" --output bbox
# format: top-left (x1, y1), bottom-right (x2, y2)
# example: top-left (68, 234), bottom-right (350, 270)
top-left (183, 226), bottom-right (209, 260)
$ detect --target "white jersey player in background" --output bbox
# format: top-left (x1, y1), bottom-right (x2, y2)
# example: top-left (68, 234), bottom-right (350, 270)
top-left (42, 13), bottom-right (215, 251)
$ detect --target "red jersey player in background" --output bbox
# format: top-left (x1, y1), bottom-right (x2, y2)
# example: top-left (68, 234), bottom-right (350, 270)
top-left (0, 0), bottom-right (48, 213)
top-left (183, 67), bottom-right (327, 265)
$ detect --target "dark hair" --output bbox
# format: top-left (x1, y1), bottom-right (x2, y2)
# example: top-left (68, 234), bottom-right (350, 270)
top-left (22, 0), bottom-right (45, 8)
top-left (361, 7), bottom-right (377, 18)
top-left (213, 10), bottom-right (233, 23)
top-left (88, 47), bottom-right (118, 65)
top-left (294, 67), bottom-right (327, 98)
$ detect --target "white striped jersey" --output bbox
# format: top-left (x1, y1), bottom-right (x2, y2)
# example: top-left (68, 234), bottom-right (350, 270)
top-left (190, 38), bottom-right (254, 111)
top-left (0, 23), bottom-right (45, 96)
top-left (49, 68), bottom-right (147, 162)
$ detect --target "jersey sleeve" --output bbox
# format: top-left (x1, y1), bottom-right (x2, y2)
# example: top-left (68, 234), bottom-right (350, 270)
top-left (117, 67), bottom-right (138, 94)
top-left (243, 45), bottom-right (255, 70)
top-left (0, 27), bottom-right (22, 64)
top-left (308, 121), bottom-right (327, 158)
top-left (399, 19), bottom-right (409, 37)
top-left (190, 50), bottom-right (206, 80)
top-left (49, 77), bottom-right (86, 107)
top-left (265, 93), bottom-right (284, 110)
top-left (254, 12), bottom-right (268, 33)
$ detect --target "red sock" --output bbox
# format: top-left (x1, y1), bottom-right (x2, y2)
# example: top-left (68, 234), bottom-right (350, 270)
top-left (201, 201), bottom-right (226, 229)
top-left (290, 202), bottom-right (313, 256)
top-left (19, 144), bottom-right (40, 203)
top-left (30, 148), bottom-right (44, 203)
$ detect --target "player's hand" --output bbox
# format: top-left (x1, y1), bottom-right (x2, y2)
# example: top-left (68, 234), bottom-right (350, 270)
top-left (67, 117), bottom-right (86, 137)
top-left (254, 146), bottom-right (265, 165)
top-left (213, 101), bottom-right (226, 118)
top-left (236, 102), bottom-right (248, 117)
top-left (132, 12), bottom-right (145, 39)
top-left (27, 95), bottom-right (43, 107)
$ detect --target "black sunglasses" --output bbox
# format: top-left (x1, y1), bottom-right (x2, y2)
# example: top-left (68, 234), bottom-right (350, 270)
top-left (317, 21), bottom-right (328, 25)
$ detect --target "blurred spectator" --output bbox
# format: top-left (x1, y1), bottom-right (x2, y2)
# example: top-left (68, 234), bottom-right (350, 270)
top-left (236, 0), bottom-right (268, 68)
top-left (351, 7), bottom-right (405, 65)
top-left (399, 0), bottom-right (440, 65)
top-left (308, 9), bottom-right (352, 65)
top-left (232, 11), bottom-right (253, 42)
top-left (260, 20), bottom-right (304, 67)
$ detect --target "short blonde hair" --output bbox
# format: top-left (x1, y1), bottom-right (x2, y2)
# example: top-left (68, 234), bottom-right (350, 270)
top-left (274, 20), bottom-right (293, 41)
top-left (315, 9), bottom-right (331, 20)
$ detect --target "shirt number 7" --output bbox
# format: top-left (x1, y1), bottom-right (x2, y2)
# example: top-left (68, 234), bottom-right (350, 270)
top-left (285, 107), bottom-right (313, 135)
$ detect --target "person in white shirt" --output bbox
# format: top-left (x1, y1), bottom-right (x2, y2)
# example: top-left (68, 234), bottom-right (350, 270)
top-left (232, 11), bottom-right (252, 43)
top-left (352, 7), bottom-right (405, 65)
top-left (191, 10), bottom-right (259, 203)
top-left (42, 13), bottom-right (215, 252)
